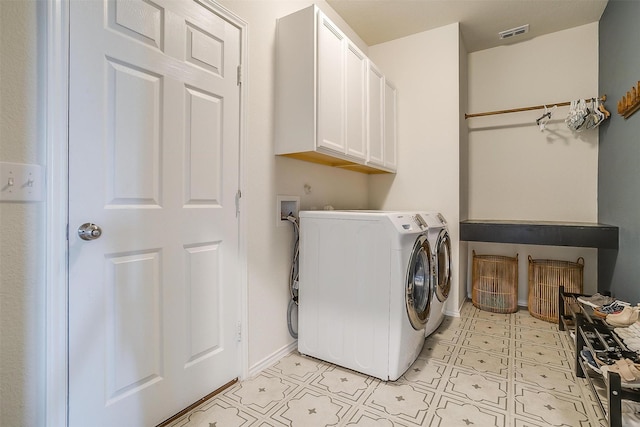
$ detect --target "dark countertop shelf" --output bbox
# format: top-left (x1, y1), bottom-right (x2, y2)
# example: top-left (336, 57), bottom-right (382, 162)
top-left (460, 220), bottom-right (619, 249)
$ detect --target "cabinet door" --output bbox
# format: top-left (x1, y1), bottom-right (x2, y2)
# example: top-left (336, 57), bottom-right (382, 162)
top-left (384, 79), bottom-right (397, 171)
top-left (367, 62), bottom-right (384, 167)
top-left (316, 12), bottom-right (345, 154)
top-left (345, 42), bottom-right (367, 160)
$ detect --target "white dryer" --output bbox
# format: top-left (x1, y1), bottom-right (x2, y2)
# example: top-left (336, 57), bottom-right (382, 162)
top-left (421, 212), bottom-right (452, 337)
top-left (298, 210), bottom-right (431, 381)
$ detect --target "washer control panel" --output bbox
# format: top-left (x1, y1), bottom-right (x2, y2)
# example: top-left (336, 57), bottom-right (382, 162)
top-left (414, 214), bottom-right (428, 229)
top-left (388, 213), bottom-right (428, 233)
top-left (419, 212), bottom-right (448, 227)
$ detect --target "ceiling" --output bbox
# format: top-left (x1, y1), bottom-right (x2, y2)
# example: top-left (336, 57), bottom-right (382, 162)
top-left (325, 0), bottom-right (609, 52)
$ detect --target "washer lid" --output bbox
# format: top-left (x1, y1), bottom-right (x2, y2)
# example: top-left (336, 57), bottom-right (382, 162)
top-left (406, 235), bottom-right (432, 330)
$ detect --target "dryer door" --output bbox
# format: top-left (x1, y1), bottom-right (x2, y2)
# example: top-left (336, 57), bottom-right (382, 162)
top-left (406, 235), bottom-right (432, 330)
top-left (435, 230), bottom-right (452, 302)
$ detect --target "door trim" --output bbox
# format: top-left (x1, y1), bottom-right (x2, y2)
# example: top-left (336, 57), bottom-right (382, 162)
top-left (44, 1), bottom-right (249, 425)
top-left (44, 2), bottom-right (69, 426)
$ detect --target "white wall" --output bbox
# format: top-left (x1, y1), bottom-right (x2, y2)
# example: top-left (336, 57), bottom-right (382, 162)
top-left (0, 1), bottom-right (45, 425)
top-left (218, 0), bottom-right (369, 372)
top-left (459, 29), bottom-right (470, 306)
top-left (466, 23), bottom-right (600, 303)
top-left (367, 24), bottom-right (464, 314)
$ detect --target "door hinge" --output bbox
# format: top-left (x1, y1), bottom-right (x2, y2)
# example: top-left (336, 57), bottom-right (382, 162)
top-left (236, 321), bottom-right (242, 342)
top-left (236, 64), bottom-right (242, 86)
top-left (235, 189), bottom-right (241, 217)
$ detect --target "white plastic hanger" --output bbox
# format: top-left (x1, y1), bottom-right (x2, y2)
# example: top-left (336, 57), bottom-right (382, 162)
top-left (537, 105), bottom-right (557, 131)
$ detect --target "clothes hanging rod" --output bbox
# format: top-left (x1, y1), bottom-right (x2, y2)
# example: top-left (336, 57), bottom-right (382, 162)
top-left (465, 95), bottom-right (607, 119)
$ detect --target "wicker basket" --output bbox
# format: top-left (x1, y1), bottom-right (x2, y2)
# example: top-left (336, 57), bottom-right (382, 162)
top-left (528, 256), bottom-right (584, 322)
top-left (472, 251), bottom-right (519, 313)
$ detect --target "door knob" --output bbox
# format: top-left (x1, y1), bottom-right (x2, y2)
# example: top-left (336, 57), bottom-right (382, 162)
top-left (78, 223), bottom-right (102, 241)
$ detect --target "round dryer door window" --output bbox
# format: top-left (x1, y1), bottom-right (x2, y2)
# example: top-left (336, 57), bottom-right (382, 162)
top-left (435, 230), bottom-right (452, 302)
top-left (406, 235), bottom-right (432, 330)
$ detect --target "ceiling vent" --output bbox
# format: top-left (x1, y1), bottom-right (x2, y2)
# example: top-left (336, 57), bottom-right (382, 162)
top-left (498, 24), bottom-right (530, 40)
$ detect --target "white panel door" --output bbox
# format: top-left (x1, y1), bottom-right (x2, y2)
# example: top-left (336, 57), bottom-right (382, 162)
top-left (316, 11), bottom-right (345, 155)
top-left (367, 62), bottom-right (384, 167)
top-left (68, 1), bottom-right (241, 426)
top-left (345, 42), bottom-right (367, 160)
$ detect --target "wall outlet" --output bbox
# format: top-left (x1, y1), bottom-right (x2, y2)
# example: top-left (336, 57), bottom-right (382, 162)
top-left (277, 195), bottom-right (300, 227)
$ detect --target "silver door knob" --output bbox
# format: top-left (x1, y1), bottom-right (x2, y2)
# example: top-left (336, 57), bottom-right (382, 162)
top-left (78, 223), bottom-right (102, 241)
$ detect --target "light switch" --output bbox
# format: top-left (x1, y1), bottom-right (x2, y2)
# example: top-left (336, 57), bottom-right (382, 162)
top-left (0, 162), bottom-right (44, 202)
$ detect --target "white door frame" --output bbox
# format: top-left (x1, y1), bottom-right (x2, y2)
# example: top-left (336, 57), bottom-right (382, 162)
top-left (44, 1), bottom-right (249, 425)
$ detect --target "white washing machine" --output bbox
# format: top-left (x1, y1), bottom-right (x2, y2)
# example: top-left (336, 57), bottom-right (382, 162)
top-left (421, 212), bottom-right (452, 337)
top-left (298, 210), bottom-right (431, 381)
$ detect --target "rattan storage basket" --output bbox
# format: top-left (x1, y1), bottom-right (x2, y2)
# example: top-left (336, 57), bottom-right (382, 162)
top-left (528, 256), bottom-right (584, 322)
top-left (472, 251), bottom-right (519, 313)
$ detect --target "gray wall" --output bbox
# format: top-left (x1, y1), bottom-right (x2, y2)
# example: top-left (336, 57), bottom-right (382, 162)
top-left (598, 0), bottom-right (640, 302)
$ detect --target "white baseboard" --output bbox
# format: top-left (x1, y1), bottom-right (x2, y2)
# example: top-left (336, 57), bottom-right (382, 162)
top-left (444, 307), bottom-right (461, 317)
top-left (444, 297), bottom-right (466, 318)
top-left (247, 340), bottom-right (298, 378)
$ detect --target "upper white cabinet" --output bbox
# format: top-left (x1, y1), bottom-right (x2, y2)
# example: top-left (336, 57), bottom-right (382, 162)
top-left (366, 62), bottom-right (384, 168)
top-left (383, 79), bottom-right (397, 171)
top-left (316, 13), bottom-right (346, 155)
top-left (276, 6), bottom-right (396, 174)
top-left (345, 41), bottom-right (367, 160)
top-left (366, 62), bottom-right (397, 173)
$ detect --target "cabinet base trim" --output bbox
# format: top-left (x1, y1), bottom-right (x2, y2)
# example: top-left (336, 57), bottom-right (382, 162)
top-left (278, 151), bottom-right (393, 174)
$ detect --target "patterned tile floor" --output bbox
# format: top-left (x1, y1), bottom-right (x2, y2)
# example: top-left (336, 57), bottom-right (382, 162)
top-left (167, 301), bottom-right (614, 426)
